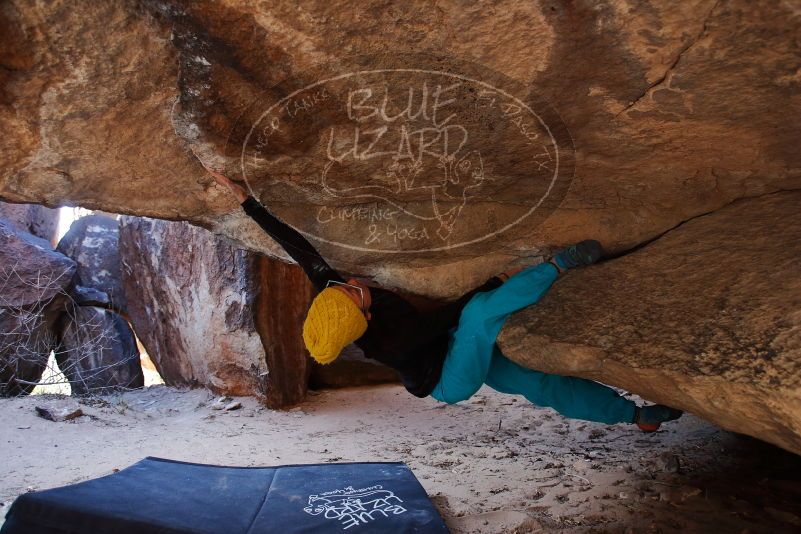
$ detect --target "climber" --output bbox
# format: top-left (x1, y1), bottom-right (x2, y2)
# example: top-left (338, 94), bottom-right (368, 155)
top-left (205, 165), bottom-right (682, 432)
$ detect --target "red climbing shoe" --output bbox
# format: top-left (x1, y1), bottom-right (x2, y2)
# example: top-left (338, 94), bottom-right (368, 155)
top-left (637, 421), bottom-right (662, 433)
top-left (634, 405), bottom-right (683, 432)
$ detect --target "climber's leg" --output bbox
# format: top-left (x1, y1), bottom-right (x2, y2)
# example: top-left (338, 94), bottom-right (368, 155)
top-left (430, 263), bottom-right (559, 405)
top-left (430, 333), bottom-right (492, 404)
top-left (485, 347), bottom-right (636, 424)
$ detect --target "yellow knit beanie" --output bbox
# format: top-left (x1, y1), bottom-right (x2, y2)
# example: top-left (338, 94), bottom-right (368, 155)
top-left (303, 287), bottom-right (368, 364)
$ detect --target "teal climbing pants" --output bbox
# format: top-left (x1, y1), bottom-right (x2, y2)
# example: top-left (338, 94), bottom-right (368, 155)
top-left (430, 262), bottom-right (636, 424)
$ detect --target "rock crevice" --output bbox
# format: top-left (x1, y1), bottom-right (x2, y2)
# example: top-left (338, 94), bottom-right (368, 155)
top-left (616, 0), bottom-right (721, 118)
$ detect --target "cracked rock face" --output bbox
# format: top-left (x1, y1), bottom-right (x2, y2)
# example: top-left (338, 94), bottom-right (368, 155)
top-left (498, 191), bottom-right (801, 455)
top-left (1, 0), bottom-right (800, 297)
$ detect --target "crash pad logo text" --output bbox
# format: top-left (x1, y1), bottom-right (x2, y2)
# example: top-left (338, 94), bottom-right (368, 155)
top-left (302, 484), bottom-right (407, 530)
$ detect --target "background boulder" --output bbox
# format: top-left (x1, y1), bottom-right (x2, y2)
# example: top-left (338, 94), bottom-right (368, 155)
top-left (117, 212), bottom-right (398, 403)
top-left (0, 219), bottom-right (75, 395)
top-left (118, 216), bottom-right (315, 407)
top-left (55, 305), bottom-right (143, 395)
top-left (56, 214), bottom-right (127, 314)
top-left (0, 201), bottom-right (59, 245)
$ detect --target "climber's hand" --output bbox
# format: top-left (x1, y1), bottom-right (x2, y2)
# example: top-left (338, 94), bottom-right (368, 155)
top-left (203, 164), bottom-right (248, 203)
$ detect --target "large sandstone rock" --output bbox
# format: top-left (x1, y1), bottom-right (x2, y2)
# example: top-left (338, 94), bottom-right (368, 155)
top-left (55, 305), bottom-right (144, 395)
top-left (0, 219), bottom-right (76, 395)
top-left (0, 201), bottom-right (59, 245)
top-left (498, 191), bottom-right (801, 455)
top-left (56, 214), bottom-right (127, 314)
top-left (119, 216), bottom-right (314, 407)
top-left (251, 253), bottom-right (317, 406)
top-left (1, 0), bottom-right (799, 298)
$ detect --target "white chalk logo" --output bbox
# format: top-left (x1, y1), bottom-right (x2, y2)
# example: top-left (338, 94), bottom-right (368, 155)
top-left (302, 484), bottom-right (407, 530)
top-left (239, 55), bottom-right (574, 254)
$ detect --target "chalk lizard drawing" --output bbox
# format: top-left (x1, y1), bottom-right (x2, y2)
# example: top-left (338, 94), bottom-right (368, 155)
top-left (321, 132), bottom-right (487, 240)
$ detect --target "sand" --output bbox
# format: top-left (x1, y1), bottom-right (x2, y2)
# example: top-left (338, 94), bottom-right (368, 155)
top-left (2, 384), bottom-right (801, 533)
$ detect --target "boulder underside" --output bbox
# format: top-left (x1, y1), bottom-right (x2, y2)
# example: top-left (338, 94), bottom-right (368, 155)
top-left (1, 0), bottom-right (800, 297)
top-left (498, 191), bottom-right (801, 455)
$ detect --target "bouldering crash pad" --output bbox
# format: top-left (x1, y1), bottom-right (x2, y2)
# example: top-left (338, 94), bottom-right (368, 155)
top-left (1, 457), bottom-right (448, 533)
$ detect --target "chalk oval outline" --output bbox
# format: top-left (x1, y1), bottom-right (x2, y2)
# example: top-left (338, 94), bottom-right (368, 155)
top-left (241, 68), bottom-right (570, 254)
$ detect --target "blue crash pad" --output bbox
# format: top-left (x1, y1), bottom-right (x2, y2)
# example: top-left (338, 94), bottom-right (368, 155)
top-left (1, 457), bottom-right (449, 533)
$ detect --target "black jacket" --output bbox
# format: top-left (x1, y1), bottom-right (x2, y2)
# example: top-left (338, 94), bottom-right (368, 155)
top-left (241, 196), bottom-right (502, 397)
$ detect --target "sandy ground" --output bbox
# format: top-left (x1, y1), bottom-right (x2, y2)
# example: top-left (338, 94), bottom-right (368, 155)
top-left (2, 384), bottom-right (801, 533)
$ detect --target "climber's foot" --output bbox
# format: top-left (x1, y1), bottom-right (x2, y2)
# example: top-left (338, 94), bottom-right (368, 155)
top-left (634, 404), bottom-right (683, 433)
top-left (551, 240), bottom-right (604, 272)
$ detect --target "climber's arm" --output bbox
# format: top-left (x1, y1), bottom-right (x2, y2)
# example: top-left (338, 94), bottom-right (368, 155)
top-left (204, 166), bottom-right (343, 291)
top-left (239, 197), bottom-right (345, 291)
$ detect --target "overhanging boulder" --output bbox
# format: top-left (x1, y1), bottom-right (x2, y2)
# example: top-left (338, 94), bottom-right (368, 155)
top-left (0, 0), bottom-right (799, 447)
top-left (1, 0), bottom-right (799, 297)
top-left (498, 191), bottom-right (801, 455)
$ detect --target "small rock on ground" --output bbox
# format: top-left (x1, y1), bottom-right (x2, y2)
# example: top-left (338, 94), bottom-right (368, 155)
top-left (35, 402), bottom-right (83, 422)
